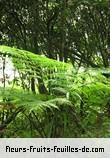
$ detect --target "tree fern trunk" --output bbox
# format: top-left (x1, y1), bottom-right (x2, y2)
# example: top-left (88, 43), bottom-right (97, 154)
top-left (31, 77), bottom-right (36, 93)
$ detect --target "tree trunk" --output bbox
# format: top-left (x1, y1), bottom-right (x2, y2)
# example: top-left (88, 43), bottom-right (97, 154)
top-left (31, 77), bottom-right (36, 93)
top-left (37, 77), bottom-right (48, 94)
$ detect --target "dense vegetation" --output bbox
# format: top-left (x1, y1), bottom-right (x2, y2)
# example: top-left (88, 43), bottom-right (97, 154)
top-left (0, 0), bottom-right (110, 137)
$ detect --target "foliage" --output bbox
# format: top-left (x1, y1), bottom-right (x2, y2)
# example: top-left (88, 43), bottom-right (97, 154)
top-left (0, 45), bottom-right (69, 71)
top-left (1, 67), bottom-right (110, 137)
top-left (69, 70), bottom-right (110, 137)
top-left (0, 45), bottom-right (71, 93)
top-left (0, 0), bottom-right (110, 66)
top-left (0, 87), bottom-right (82, 137)
top-left (0, 1), bottom-right (110, 138)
